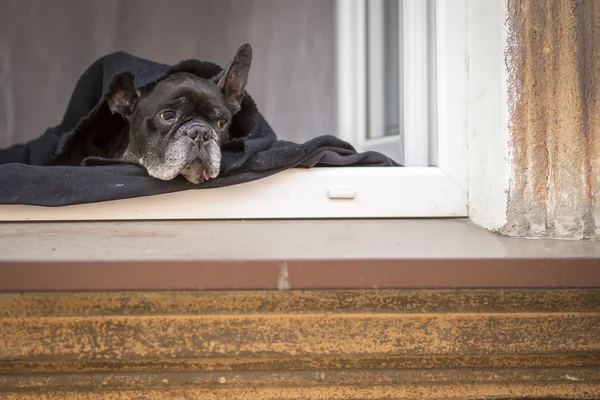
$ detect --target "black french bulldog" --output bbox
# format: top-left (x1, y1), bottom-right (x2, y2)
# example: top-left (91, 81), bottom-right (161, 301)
top-left (105, 43), bottom-right (252, 184)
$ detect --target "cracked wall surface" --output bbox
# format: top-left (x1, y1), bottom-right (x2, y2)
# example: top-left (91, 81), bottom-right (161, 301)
top-left (505, 0), bottom-right (600, 239)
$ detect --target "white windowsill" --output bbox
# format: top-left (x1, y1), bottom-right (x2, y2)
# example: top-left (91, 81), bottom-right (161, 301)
top-left (0, 166), bottom-right (466, 221)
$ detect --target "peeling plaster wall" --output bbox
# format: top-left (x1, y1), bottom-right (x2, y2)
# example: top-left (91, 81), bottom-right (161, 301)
top-left (505, 0), bottom-right (600, 239)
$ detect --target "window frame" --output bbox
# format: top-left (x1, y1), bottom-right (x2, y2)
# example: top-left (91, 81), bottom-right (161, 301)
top-left (0, 0), bottom-right (468, 221)
top-left (345, 0), bottom-right (436, 166)
top-left (336, 0), bottom-right (468, 180)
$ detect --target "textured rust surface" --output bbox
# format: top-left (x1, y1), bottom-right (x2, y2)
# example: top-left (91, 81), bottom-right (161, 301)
top-left (0, 290), bottom-right (599, 399)
top-left (1, 313), bottom-right (599, 361)
top-left (1, 258), bottom-right (600, 291)
top-left (1, 289), bottom-right (599, 317)
top-left (3, 354), bottom-right (600, 375)
top-left (2, 384), bottom-right (600, 400)
top-left (1, 290), bottom-right (599, 361)
top-left (1, 368), bottom-right (600, 396)
top-left (507, 0), bottom-right (600, 238)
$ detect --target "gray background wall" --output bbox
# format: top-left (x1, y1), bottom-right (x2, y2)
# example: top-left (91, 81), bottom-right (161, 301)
top-left (0, 0), bottom-right (336, 148)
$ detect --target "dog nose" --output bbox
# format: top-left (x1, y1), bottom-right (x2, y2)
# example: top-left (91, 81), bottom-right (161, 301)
top-left (186, 124), bottom-right (212, 141)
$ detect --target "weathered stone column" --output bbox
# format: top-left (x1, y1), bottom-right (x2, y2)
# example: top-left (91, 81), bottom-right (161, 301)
top-left (505, 0), bottom-right (600, 239)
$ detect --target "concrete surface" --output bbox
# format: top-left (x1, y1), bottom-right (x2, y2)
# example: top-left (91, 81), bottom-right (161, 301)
top-left (0, 219), bottom-right (599, 262)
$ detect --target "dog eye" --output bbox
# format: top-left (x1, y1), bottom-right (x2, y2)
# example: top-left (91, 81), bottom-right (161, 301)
top-left (159, 111), bottom-right (176, 121)
top-left (217, 119), bottom-right (228, 129)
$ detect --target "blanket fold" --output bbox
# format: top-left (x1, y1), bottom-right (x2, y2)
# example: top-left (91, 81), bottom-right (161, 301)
top-left (0, 52), bottom-right (399, 206)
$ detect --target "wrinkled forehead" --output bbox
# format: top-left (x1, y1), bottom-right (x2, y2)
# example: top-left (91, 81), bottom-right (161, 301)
top-left (140, 72), bottom-right (223, 107)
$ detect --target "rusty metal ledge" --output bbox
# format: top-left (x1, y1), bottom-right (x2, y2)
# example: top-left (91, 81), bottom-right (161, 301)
top-left (2, 383), bottom-right (600, 400)
top-left (3, 313), bottom-right (599, 361)
top-left (0, 290), bottom-right (598, 399)
top-left (1, 288), bottom-right (599, 317)
top-left (1, 368), bottom-right (600, 398)
top-left (3, 354), bottom-right (600, 375)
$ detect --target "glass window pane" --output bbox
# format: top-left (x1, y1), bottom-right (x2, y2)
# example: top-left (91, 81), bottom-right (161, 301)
top-left (367, 0), bottom-right (401, 139)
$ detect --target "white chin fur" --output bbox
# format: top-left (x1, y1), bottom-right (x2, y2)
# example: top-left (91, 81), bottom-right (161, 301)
top-left (138, 137), bottom-right (221, 184)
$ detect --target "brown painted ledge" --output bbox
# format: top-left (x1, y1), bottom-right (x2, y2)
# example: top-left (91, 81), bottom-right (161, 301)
top-left (0, 258), bottom-right (599, 292)
top-left (0, 219), bottom-right (599, 291)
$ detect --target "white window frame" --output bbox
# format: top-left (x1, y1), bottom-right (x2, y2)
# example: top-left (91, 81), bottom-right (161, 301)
top-left (0, 0), bottom-right (468, 221)
top-left (346, 0), bottom-right (435, 167)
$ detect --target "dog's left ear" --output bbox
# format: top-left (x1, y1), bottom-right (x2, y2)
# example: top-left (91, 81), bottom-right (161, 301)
top-left (107, 74), bottom-right (139, 120)
top-left (215, 43), bottom-right (253, 115)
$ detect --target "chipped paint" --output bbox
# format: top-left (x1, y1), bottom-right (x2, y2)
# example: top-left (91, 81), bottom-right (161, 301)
top-left (278, 262), bottom-right (291, 290)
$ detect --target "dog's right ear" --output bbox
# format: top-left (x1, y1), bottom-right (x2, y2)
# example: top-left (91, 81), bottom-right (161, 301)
top-left (214, 43), bottom-right (253, 115)
top-left (107, 74), bottom-right (138, 119)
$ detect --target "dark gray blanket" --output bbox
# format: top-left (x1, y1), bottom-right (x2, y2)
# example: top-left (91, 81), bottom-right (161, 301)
top-left (0, 52), bottom-right (399, 206)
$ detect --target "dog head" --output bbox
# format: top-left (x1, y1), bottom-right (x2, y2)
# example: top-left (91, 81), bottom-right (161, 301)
top-left (107, 43), bottom-right (252, 184)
